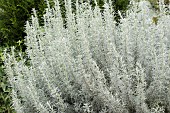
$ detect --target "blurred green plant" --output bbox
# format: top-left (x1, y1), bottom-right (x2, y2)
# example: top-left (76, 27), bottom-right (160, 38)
top-left (0, 0), bottom-right (52, 48)
top-left (0, 64), bottom-right (15, 113)
top-left (148, 0), bottom-right (169, 10)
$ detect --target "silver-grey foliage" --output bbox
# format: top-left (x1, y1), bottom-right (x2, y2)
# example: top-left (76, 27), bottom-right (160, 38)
top-left (4, 0), bottom-right (170, 113)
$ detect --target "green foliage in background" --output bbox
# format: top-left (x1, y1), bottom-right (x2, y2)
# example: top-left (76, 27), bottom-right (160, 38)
top-left (0, 0), bottom-right (52, 47)
top-left (0, 0), bottom-right (130, 112)
top-left (148, 0), bottom-right (169, 10)
top-left (0, 63), bottom-right (15, 113)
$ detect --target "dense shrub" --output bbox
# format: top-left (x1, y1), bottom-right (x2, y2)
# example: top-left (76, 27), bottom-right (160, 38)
top-left (0, 0), bottom-right (130, 112)
top-left (5, 0), bottom-right (170, 113)
top-left (4, 0), bottom-right (170, 113)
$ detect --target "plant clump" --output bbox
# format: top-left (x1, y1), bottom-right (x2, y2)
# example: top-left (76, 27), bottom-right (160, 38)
top-left (4, 0), bottom-right (170, 113)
